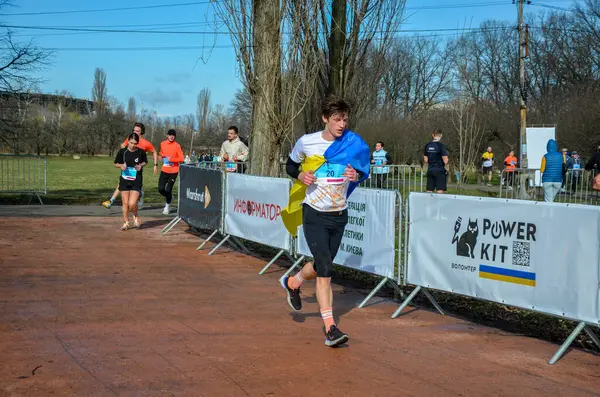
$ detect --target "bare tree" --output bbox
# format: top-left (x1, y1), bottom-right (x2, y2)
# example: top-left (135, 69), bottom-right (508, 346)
top-left (92, 68), bottom-right (108, 116)
top-left (449, 31), bottom-right (485, 188)
top-left (0, 2), bottom-right (51, 150)
top-left (127, 96), bottom-right (137, 121)
top-left (214, 0), bottom-right (322, 176)
top-left (50, 97), bottom-right (67, 155)
top-left (195, 88), bottom-right (211, 155)
top-left (229, 88), bottom-right (252, 133)
top-left (0, 32), bottom-right (50, 94)
top-left (323, 0), bottom-right (406, 116)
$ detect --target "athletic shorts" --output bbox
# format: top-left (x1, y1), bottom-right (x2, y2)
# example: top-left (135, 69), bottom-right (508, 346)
top-left (119, 177), bottom-right (143, 193)
top-left (426, 170), bottom-right (447, 192)
top-left (483, 166), bottom-right (493, 174)
top-left (302, 204), bottom-right (348, 278)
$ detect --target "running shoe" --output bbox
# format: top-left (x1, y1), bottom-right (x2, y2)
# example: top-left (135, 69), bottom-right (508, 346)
top-left (280, 275), bottom-right (302, 311)
top-left (133, 216), bottom-right (142, 228)
top-left (324, 325), bottom-right (349, 347)
top-left (120, 221), bottom-right (129, 231)
top-left (162, 204), bottom-right (169, 215)
top-left (102, 200), bottom-right (111, 209)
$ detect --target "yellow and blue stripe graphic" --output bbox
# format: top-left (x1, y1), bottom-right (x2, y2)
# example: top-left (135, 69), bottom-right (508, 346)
top-left (479, 264), bottom-right (536, 287)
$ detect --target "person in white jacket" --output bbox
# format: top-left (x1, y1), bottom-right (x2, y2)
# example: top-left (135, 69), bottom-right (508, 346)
top-left (219, 126), bottom-right (249, 172)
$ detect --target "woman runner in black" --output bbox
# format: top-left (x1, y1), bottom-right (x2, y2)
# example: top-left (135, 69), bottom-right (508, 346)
top-left (114, 133), bottom-right (148, 230)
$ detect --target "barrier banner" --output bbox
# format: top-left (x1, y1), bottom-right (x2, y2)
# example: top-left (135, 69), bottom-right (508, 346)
top-left (297, 188), bottom-right (397, 278)
top-left (407, 192), bottom-right (600, 323)
top-left (224, 174), bottom-right (291, 250)
top-left (178, 165), bottom-right (223, 231)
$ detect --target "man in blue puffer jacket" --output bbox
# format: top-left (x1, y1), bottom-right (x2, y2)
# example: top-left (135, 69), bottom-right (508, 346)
top-left (540, 139), bottom-right (564, 202)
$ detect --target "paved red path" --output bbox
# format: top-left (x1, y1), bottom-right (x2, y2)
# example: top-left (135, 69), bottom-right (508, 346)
top-left (0, 216), bottom-right (598, 397)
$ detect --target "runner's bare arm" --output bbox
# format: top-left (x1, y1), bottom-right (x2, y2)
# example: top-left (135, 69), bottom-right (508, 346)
top-left (151, 148), bottom-right (159, 174)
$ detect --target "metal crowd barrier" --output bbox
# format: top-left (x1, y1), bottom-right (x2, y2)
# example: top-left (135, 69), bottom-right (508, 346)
top-left (499, 168), bottom-right (600, 205)
top-left (163, 160), bottom-right (600, 365)
top-left (0, 154), bottom-right (47, 204)
top-left (197, 160), bottom-right (248, 174)
top-left (361, 164), bottom-right (424, 194)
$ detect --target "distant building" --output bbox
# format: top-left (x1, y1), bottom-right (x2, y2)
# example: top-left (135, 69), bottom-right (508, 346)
top-left (0, 91), bottom-right (95, 116)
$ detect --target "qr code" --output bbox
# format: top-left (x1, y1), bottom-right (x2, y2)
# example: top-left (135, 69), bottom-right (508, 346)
top-left (512, 241), bottom-right (530, 267)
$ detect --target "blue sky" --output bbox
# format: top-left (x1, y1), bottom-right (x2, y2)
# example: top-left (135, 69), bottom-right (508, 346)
top-left (1, 0), bottom-right (576, 118)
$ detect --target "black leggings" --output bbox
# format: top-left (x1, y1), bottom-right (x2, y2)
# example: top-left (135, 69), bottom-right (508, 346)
top-left (158, 171), bottom-right (178, 204)
top-left (302, 204), bottom-right (348, 278)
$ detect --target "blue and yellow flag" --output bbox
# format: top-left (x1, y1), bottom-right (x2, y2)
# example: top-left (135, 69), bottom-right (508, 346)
top-left (280, 130), bottom-right (371, 236)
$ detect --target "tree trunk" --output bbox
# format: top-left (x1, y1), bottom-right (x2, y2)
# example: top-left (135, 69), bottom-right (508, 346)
top-left (328, 0), bottom-right (347, 96)
top-left (251, 0), bottom-right (282, 177)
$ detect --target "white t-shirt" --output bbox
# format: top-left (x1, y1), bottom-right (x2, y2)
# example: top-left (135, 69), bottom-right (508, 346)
top-left (290, 131), bottom-right (349, 212)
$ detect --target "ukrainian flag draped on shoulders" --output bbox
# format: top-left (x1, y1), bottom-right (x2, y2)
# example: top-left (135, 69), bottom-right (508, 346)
top-left (280, 129), bottom-right (371, 236)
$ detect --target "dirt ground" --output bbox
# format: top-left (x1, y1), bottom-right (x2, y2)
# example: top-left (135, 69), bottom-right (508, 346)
top-left (0, 214), bottom-right (599, 397)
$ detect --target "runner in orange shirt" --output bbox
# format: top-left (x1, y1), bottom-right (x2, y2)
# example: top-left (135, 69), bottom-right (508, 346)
top-left (158, 129), bottom-right (184, 214)
top-left (102, 122), bottom-right (159, 209)
top-left (503, 150), bottom-right (518, 189)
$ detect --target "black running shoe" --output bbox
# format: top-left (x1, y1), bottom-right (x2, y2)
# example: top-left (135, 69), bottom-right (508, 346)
top-left (324, 325), bottom-right (349, 347)
top-left (280, 275), bottom-right (302, 311)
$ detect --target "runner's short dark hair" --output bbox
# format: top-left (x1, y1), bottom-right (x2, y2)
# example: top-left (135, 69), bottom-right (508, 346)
top-left (321, 95), bottom-right (350, 118)
top-left (376, 141), bottom-right (385, 147)
top-left (228, 126), bottom-right (239, 134)
top-left (127, 133), bottom-right (139, 142)
top-left (432, 129), bottom-right (442, 137)
top-left (133, 122), bottom-right (145, 135)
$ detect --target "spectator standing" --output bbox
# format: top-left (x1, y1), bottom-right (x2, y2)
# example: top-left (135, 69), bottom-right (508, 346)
top-left (371, 141), bottom-right (392, 189)
top-left (568, 151), bottom-right (583, 193)
top-left (540, 139), bottom-right (564, 202)
top-left (219, 126), bottom-right (249, 173)
top-left (585, 144), bottom-right (600, 191)
top-left (423, 129), bottom-right (449, 193)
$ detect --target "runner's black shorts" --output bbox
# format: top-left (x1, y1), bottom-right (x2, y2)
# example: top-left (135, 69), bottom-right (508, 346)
top-left (119, 176), bottom-right (143, 193)
top-left (426, 169), bottom-right (447, 191)
top-left (483, 166), bottom-right (493, 174)
top-left (302, 204), bottom-right (348, 278)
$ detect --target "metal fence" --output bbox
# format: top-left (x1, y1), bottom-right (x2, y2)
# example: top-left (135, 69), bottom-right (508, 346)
top-left (499, 168), bottom-right (600, 205)
top-left (0, 154), bottom-right (47, 204)
top-left (360, 165), bottom-right (424, 194)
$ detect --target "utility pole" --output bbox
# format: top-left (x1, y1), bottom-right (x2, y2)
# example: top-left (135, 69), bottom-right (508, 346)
top-left (516, 0), bottom-right (532, 199)
top-left (517, 0), bottom-right (528, 168)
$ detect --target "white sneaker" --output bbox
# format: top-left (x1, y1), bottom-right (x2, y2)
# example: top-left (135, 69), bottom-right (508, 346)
top-left (162, 204), bottom-right (169, 215)
top-left (133, 216), bottom-right (142, 228)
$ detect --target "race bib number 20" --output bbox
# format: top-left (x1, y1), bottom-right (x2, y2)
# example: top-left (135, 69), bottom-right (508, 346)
top-left (315, 163), bottom-right (347, 185)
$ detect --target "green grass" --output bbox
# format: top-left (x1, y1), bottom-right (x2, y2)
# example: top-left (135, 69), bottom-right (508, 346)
top-left (0, 156), bottom-right (177, 205)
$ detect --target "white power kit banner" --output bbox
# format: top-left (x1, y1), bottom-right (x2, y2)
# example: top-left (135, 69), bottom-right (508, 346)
top-left (225, 174), bottom-right (292, 251)
top-left (407, 192), bottom-right (600, 324)
top-left (297, 188), bottom-right (398, 279)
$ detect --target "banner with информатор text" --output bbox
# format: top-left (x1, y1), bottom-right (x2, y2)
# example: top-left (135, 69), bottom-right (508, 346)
top-left (297, 187), bottom-right (398, 279)
top-left (406, 192), bottom-right (600, 324)
top-left (224, 173), bottom-right (292, 250)
top-left (178, 164), bottom-right (223, 231)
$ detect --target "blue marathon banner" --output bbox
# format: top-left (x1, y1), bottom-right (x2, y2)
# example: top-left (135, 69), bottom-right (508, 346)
top-left (178, 164), bottom-right (223, 231)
